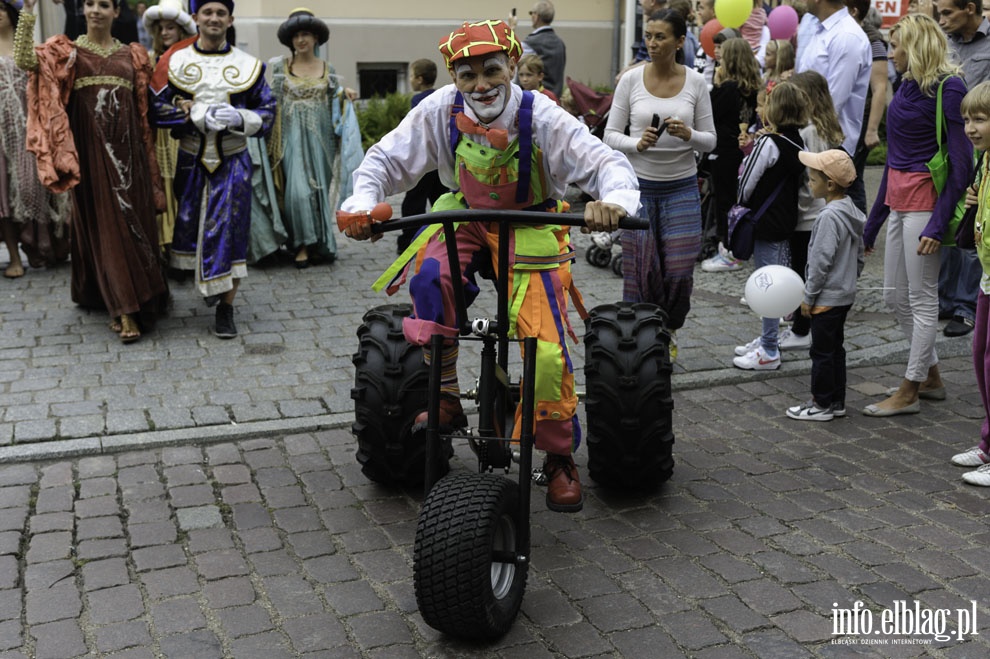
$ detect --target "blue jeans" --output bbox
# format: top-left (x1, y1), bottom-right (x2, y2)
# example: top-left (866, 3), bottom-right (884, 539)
top-left (753, 238), bottom-right (791, 353)
top-left (938, 246), bottom-right (979, 322)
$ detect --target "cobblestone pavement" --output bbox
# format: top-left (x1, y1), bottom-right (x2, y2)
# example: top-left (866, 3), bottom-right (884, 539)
top-left (0, 169), bottom-right (989, 656)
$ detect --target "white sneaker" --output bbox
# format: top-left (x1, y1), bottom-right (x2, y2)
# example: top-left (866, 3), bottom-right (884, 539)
top-left (779, 328), bottom-right (812, 351)
top-left (734, 337), bottom-right (761, 356)
top-left (786, 400), bottom-right (834, 422)
top-left (733, 345), bottom-right (781, 370)
top-left (962, 463), bottom-right (990, 486)
top-left (831, 403), bottom-right (846, 418)
top-left (701, 246), bottom-right (743, 272)
top-left (951, 446), bottom-right (990, 467)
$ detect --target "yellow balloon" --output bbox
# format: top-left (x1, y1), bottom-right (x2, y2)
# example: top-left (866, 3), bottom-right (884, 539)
top-left (714, 0), bottom-right (753, 29)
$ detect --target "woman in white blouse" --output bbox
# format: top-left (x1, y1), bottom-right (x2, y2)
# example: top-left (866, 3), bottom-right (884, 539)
top-left (604, 7), bottom-right (716, 359)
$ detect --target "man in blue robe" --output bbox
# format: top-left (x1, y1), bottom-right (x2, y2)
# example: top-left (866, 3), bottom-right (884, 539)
top-left (149, 0), bottom-right (275, 338)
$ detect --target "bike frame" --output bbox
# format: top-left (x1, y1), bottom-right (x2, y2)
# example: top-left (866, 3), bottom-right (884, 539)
top-left (371, 210), bottom-right (645, 557)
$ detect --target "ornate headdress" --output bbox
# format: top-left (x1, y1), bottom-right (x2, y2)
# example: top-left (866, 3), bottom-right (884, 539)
top-left (143, 0), bottom-right (196, 35)
top-left (277, 8), bottom-right (329, 48)
top-left (190, 0), bottom-right (233, 16)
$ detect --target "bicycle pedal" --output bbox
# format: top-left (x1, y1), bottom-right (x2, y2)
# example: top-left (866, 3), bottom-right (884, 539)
top-left (531, 467), bottom-right (548, 486)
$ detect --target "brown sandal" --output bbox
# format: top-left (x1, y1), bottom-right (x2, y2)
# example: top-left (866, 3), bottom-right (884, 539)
top-left (109, 317), bottom-right (123, 333)
top-left (119, 314), bottom-right (141, 344)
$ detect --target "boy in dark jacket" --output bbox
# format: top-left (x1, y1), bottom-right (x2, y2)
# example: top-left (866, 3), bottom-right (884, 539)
top-left (786, 150), bottom-right (865, 421)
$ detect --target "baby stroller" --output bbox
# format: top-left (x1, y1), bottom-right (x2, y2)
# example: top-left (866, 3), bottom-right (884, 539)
top-left (565, 78), bottom-right (623, 276)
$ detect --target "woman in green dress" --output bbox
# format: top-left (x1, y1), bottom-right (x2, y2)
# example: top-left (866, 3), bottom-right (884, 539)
top-left (270, 9), bottom-right (360, 268)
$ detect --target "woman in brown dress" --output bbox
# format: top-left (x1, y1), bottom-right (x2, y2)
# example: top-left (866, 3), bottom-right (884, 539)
top-left (15, 0), bottom-right (168, 342)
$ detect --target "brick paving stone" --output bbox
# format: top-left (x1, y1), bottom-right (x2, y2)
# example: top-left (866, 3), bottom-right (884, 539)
top-left (0, 532), bottom-right (17, 556)
top-left (0, 556), bottom-right (19, 589)
top-left (132, 545), bottom-right (187, 572)
top-left (202, 576), bottom-right (257, 609)
top-left (700, 594), bottom-right (770, 634)
top-left (262, 574), bottom-right (324, 617)
top-left (323, 579), bottom-right (384, 616)
top-left (226, 631), bottom-right (294, 659)
top-left (662, 609), bottom-right (728, 650)
top-left (186, 528), bottom-right (235, 554)
top-left (770, 609), bottom-right (833, 644)
top-left (285, 530), bottom-right (334, 559)
top-left (116, 465), bottom-right (159, 488)
top-left (35, 487), bottom-right (72, 514)
top-left (75, 495), bottom-right (118, 519)
top-left (216, 603), bottom-right (275, 638)
top-left (247, 549), bottom-right (297, 577)
top-left (25, 580), bottom-right (80, 625)
top-left (541, 621), bottom-right (613, 658)
top-left (347, 610), bottom-right (412, 649)
top-left (163, 464), bottom-right (208, 487)
top-left (87, 584), bottom-right (144, 624)
top-left (231, 502), bottom-right (272, 529)
top-left (336, 527), bottom-right (391, 554)
top-left (213, 464), bottom-right (252, 485)
top-left (77, 477), bottom-right (120, 499)
top-left (77, 456), bottom-right (115, 478)
top-left (81, 558), bottom-right (130, 592)
top-left (168, 484), bottom-right (216, 508)
top-left (609, 625), bottom-right (680, 658)
top-left (239, 527), bottom-right (282, 554)
top-left (0, 618), bottom-right (21, 651)
top-left (280, 613), bottom-right (350, 653)
top-left (282, 433), bottom-right (319, 455)
top-left (26, 531), bottom-right (72, 563)
top-left (95, 620), bottom-right (152, 653)
top-left (740, 630), bottom-right (813, 658)
top-left (351, 549), bottom-right (411, 584)
top-left (76, 537), bottom-right (128, 561)
top-left (261, 485), bottom-right (307, 509)
top-left (159, 629), bottom-right (223, 659)
top-left (76, 515), bottom-right (123, 541)
top-left (733, 579), bottom-right (805, 616)
top-left (0, 486), bottom-right (30, 509)
top-left (221, 483), bottom-right (263, 504)
top-left (176, 505), bottom-right (223, 531)
top-left (39, 462), bottom-right (72, 487)
top-left (150, 597), bottom-right (207, 635)
top-left (255, 467), bottom-right (297, 488)
top-left (205, 443), bottom-right (241, 465)
top-left (141, 566), bottom-right (200, 599)
top-left (302, 554), bottom-right (360, 584)
top-left (194, 549), bottom-right (250, 580)
top-left (579, 592), bottom-right (654, 634)
top-left (0, 589), bottom-right (20, 622)
top-left (30, 619), bottom-right (85, 659)
top-left (272, 507), bottom-right (324, 532)
top-left (123, 499), bottom-right (171, 523)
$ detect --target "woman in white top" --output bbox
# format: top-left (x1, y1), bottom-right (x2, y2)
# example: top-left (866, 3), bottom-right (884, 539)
top-left (604, 8), bottom-right (716, 358)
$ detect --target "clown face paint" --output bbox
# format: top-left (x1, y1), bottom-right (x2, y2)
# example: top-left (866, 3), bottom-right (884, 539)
top-left (452, 54), bottom-right (515, 124)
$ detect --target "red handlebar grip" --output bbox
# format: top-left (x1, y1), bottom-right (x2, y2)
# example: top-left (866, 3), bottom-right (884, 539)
top-left (370, 202), bottom-right (393, 222)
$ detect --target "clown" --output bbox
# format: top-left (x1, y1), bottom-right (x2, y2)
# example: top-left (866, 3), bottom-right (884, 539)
top-left (149, 0), bottom-right (275, 338)
top-left (342, 20), bottom-right (639, 512)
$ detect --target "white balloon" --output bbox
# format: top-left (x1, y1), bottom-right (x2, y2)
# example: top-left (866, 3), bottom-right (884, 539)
top-left (744, 265), bottom-right (805, 318)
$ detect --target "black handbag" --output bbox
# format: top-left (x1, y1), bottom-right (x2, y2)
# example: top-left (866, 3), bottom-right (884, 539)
top-left (727, 178), bottom-right (786, 261)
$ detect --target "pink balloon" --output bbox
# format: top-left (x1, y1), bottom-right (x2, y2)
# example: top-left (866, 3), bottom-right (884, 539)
top-left (767, 5), bottom-right (799, 40)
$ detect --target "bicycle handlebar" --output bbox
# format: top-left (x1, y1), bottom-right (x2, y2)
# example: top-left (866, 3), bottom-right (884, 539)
top-left (336, 204), bottom-right (649, 235)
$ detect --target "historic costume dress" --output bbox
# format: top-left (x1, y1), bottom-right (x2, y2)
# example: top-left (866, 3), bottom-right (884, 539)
top-left (16, 15), bottom-right (169, 320)
top-left (0, 52), bottom-right (68, 266)
top-left (150, 40), bottom-right (276, 297)
top-left (270, 56), bottom-right (359, 262)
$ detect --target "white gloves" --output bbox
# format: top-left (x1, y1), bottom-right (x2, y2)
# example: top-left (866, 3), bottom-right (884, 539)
top-left (204, 104), bottom-right (243, 132)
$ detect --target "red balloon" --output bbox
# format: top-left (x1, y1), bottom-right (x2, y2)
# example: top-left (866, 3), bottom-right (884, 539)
top-left (700, 18), bottom-right (724, 59)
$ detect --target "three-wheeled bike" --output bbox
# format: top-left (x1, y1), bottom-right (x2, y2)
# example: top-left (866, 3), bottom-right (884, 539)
top-left (342, 205), bottom-right (674, 639)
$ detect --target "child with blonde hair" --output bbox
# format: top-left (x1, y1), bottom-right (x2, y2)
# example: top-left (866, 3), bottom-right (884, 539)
top-left (763, 39), bottom-right (794, 89)
top-left (733, 82), bottom-right (808, 370)
top-left (951, 81), bottom-right (990, 483)
top-left (517, 53), bottom-right (559, 104)
top-left (776, 69), bottom-right (845, 352)
top-left (702, 38), bottom-right (762, 273)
